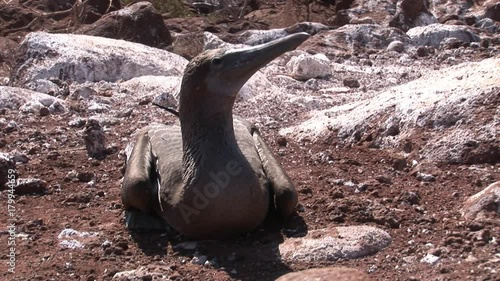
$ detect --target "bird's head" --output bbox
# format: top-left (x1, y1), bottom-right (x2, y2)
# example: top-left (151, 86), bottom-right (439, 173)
top-left (178, 32), bottom-right (310, 120)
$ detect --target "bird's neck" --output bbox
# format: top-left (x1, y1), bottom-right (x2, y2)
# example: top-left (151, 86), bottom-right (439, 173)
top-left (180, 109), bottom-right (239, 184)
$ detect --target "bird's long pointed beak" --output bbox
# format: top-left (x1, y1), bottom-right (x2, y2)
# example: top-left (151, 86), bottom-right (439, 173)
top-left (222, 32), bottom-right (310, 79)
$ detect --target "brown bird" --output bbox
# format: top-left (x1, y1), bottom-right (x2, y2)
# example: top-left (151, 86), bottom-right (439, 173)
top-left (121, 33), bottom-right (309, 238)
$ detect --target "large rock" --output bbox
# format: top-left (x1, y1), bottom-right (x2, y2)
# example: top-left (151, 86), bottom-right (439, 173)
top-left (281, 57), bottom-right (500, 165)
top-left (286, 52), bottom-right (331, 80)
top-left (121, 75), bottom-right (181, 105)
top-left (278, 226), bottom-right (391, 262)
top-left (407, 23), bottom-right (480, 47)
top-left (475, 18), bottom-right (499, 33)
top-left (461, 182), bottom-right (500, 220)
top-left (77, 2), bottom-right (172, 48)
top-left (483, 0), bottom-right (500, 22)
top-left (11, 32), bottom-right (187, 86)
top-left (389, 0), bottom-right (438, 32)
top-left (0, 86), bottom-right (66, 114)
top-left (276, 267), bottom-right (371, 281)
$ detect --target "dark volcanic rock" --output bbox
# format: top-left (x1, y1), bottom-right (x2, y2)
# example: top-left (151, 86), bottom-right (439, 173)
top-left (0, 4), bottom-right (36, 37)
top-left (343, 77), bottom-right (360, 88)
top-left (77, 2), bottom-right (172, 48)
top-left (389, 0), bottom-right (438, 32)
top-left (82, 0), bottom-right (121, 24)
top-left (483, 0), bottom-right (500, 22)
top-left (408, 23), bottom-right (480, 48)
top-left (334, 9), bottom-right (353, 26)
top-left (416, 45), bottom-right (429, 56)
top-left (335, 0), bottom-right (355, 12)
top-left (19, 0), bottom-right (75, 13)
top-left (15, 178), bottom-right (47, 195)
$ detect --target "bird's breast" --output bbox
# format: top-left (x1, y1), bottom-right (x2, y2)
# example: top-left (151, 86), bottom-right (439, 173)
top-left (165, 158), bottom-right (269, 238)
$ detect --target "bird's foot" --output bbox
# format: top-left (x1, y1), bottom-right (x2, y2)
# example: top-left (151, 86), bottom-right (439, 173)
top-left (124, 209), bottom-right (170, 232)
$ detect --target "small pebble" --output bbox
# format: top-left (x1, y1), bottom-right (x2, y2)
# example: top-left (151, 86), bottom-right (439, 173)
top-left (420, 253), bottom-right (440, 264)
top-left (416, 46), bottom-right (429, 57)
top-left (416, 172), bottom-right (435, 182)
top-left (343, 78), bottom-right (360, 88)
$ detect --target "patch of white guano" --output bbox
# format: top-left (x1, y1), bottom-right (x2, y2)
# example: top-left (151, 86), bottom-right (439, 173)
top-left (280, 57), bottom-right (499, 163)
top-left (407, 23), bottom-right (480, 47)
top-left (57, 228), bottom-right (99, 249)
top-left (0, 86), bottom-right (66, 114)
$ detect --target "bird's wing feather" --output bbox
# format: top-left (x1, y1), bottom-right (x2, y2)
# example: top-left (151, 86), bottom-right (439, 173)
top-left (250, 124), bottom-right (298, 218)
top-left (147, 124), bottom-right (184, 207)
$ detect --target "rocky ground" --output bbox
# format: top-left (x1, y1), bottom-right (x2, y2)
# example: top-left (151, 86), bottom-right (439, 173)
top-left (0, 0), bottom-right (499, 280)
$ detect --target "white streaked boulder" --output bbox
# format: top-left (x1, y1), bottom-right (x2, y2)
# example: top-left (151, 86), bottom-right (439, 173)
top-left (12, 32), bottom-right (188, 86)
top-left (407, 23), bottom-right (480, 47)
top-left (286, 52), bottom-right (331, 80)
top-left (0, 86), bottom-right (66, 114)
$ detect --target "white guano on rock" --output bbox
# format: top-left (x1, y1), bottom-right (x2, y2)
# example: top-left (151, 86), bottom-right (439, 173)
top-left (280, 57), bottom-right (499, 164)
top-left (286, 52), bottom-right (331, 80)
top-left (278, 226), bottom-right (391, 262)
top-left (407, 23), bottom-right (480, 47)
top-left (12, 32), bottom-right (188, 86)
top-left (0, 86), bottom-right (66, 114)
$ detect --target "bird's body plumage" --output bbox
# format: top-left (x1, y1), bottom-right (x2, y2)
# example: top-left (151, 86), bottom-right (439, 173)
top-left (121, 33), bottom-right (309, 238)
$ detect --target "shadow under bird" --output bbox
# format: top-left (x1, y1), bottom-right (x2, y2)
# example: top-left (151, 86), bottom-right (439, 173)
top-left (121, 32), bottom-right (310, 238)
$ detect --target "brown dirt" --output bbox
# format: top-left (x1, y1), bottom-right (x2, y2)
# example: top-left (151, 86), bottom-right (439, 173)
top-left (0, 90), bottom-right (498, 280)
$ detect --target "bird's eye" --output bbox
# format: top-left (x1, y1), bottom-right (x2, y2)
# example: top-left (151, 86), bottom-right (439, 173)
top-left (212, 57), bottom-right (222, 66)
